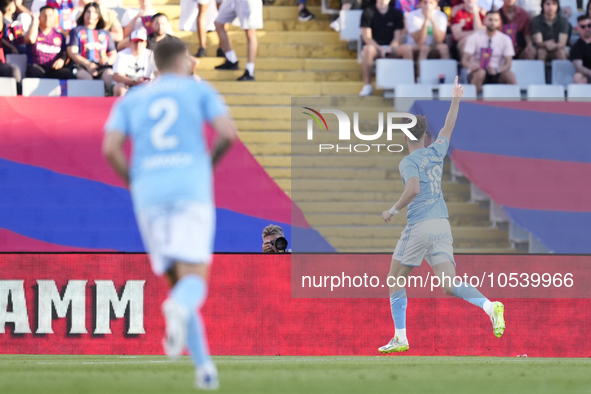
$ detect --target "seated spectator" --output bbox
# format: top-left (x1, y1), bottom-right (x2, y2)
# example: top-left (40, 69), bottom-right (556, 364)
top-left (359, 0), bottom-right (410, 96)
top-left (451, 0), bottom-right (485, 58)
top-left (67, 2), bottom-right (116, 90)
top-left (95, 0), bottom-right (123, 42)
top-left (146, 13), bottom-right (198, 71)
top-left (531, 0), bottom-right (568, 61)
top-left (24, 6), bottom-right (74, 78)
top-left (3, 0), bottom-right (32, 53)
top-left (118, 0), bottom-right (172, 50)
top-left (405, 0), bottom-right (450, 64)
top-left (500, 0), bottom-right (535, 59)
top-left (112, 28), bottom-right (155, 96)
top-left (0, 10), bottom-right (22, 82)
top-left (571, 15), bottom-right (591, 84)
top-left (30, 0), bottom-right (80, 33)
top-left (461, 10), bottom-right (516, 93)
top-left (297, 0), bottom-right (315, 22)
top-left (261, 224), bottom-right (291, 253)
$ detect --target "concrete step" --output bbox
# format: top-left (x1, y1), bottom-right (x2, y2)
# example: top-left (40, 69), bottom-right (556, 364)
top-left (223, 94), bottom-right (293, 105)
top-left (220, 94), bottom-right (390, 107)
top-left (191, 42), bottom-right (354, 58)
top-left (250, 155), bottom-right (412, 168)
top-left (198, 58), bottom-right (361, 72)
top-left (231, 106), bottom-right (291, 120)
top-left (267, 168), bottom-right (398, 180)
top-left (304, 208), bottom-right (489, 227)
top-left (335, 247), bottom-right (519, 253)
top-left (281, 179), bottom-right (469, 193)
top-left (239, 131), bottom-right (292, 143)
top-left (211, 81), bottom-right (365, 95)
top-left (325, 236), bottom-right (511, 249)
top-left (299, 201), bottom-right (485, 215)
top-left (247, 143), bottom-right (415, 154)
top-left (290, 190), bottom-right (469, 203)
top-left (242, 20), bottom-right (332, 31)
top-left (316, 225), bottom-right (508, 240)
top-left (177, 30), bottom-right (342, 45)
top-left (199, 69), bottom-right (362, 82)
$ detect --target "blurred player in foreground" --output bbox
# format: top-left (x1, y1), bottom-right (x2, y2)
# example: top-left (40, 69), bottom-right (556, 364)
top-left (379, 77), bottom-right (505, 354)
top-left (102, 40), bottom-right (236, 389)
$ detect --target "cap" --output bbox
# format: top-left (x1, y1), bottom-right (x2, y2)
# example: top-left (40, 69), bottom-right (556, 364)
top-left (131, 28), bottom-right (148, 42)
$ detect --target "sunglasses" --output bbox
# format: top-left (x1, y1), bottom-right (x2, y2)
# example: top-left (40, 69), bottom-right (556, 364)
top-left (580, 23), bottom-right (591, 29)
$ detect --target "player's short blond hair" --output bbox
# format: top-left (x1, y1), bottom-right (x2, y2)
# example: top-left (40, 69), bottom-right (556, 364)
top-left (262, 224), bottom-right (284, 239)
top-left (409, 115), bottom-right (428, 141)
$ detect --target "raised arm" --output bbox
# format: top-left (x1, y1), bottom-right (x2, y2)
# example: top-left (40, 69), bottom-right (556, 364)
top-left (437, 76), bottom-right (464, 142)
top-left (210, 115), bottom-right (237, 167)
top-left (102, 131), bottom-right (130, 187)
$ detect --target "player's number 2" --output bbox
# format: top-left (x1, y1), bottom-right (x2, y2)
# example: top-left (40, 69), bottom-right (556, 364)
top-left (427, 165), bottom-right (442, 195)
top-left (149, 98), bottom-right (179, 150)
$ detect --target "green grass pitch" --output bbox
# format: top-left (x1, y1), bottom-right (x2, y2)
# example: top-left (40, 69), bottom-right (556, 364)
top-left (1, 355), bottom-right (590, 394)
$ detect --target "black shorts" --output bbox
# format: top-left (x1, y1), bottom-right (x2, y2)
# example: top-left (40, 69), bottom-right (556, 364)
top-left (468, 70), bottom-right (501, 84)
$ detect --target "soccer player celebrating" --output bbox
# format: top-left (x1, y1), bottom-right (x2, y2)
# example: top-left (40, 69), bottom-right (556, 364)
top-left (378, 77), bottom-right (505, 354)
top-left (102, 41), bottom-right (236, 388)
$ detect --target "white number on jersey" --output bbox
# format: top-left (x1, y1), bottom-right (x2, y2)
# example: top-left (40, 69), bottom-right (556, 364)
top-left (149, 98), bottom-right (179, 150)
top-left (427, 164), bottom-right (442, 195)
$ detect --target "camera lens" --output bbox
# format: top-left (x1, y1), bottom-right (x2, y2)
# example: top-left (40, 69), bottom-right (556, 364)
top-left (274, 237), bottom-right (288, 251)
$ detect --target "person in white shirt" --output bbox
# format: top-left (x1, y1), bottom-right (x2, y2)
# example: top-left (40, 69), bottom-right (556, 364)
top-left (405, 0), bottom-right (450, 63)
top-left (112, 28), bottom-right (155, 96)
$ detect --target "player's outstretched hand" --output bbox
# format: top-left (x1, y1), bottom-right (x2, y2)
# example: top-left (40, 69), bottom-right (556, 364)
top-left (382, 210), bottom-right (393, 223)
top-left (453, 76), bottom-right (464, 99)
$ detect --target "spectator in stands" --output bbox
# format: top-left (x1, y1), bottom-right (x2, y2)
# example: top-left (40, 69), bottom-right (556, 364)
top-left (451, 0), bottom-right (485, 58)
top-left (30, 0), bottom-right (80, 33)
top-left (297, 0), bottom-right (315, 22)
top-left (146, 13), bottom-right (198, 71)
top-left (193, 0), bottom-right (209, 57)
top-left (214, 0), bottom-right (263, 81)
top-left (531, 0), bottom-right (568, 61)
top-left (262, 224), bottom-right (291, 253)
top-left (118, 0), bottom-right (172, 50)
top-left (2, 0), bottom-right (32, 53)
top-left (24, 6), bottom-right (74, 78)
top-left (572, 15), bottom-right (591, 84)
top-left (0, 10), bottom-right (22, 82)
top-left (359, 0), bottom-right (409, 96)
top-left (95, 0), bottom-right (123, 42)
top-left (405, 0), bottom-right (450, 64)
top-left (462, 10), bottom-right (516, 93)
top-left (500, 0), bottom-right (535, 59)
top-left (67, 2), bottom-right (116, 90)
top-left (112, 28), bottom-right (155, 96)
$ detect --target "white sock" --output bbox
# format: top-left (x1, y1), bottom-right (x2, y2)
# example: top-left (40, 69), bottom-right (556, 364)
top-left (225, 50), bottom-right (238, 63)
top-left (483, 300), bottom-right (494, 316)
top-left (245, 62), bottom-right (255, 75)
top-left (395, 328), bottom-right (407, 342)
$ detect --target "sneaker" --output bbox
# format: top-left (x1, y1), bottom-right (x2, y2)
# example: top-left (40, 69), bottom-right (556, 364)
top-left (378, 336), bottom-right (409, 354)
top-left (215, 60), bottom-right (239, 70)
top-left (161, 298), bottom-right (189, 360)
top-left (490, 301), bottom-right (505, 338)
top-left (216, 47), bottom-right (225, 58)
top-left (298, 7), bottom-right (315, 22)
top-left (330, 17), bottom-right (341, 32)
top-left (359, 84), bottom-right (373, 96)
top-left (195, 47), bottom-right (206, 58)
top-left (237, 70), bottom-right (255, 81)
top-left (196, 362), bottom-right (219, 390)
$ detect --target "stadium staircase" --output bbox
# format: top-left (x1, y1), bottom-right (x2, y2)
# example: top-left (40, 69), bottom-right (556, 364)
top-left (123, 0), bottom-right (513, 253)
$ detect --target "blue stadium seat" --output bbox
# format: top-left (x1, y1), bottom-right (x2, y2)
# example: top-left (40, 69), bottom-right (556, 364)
top-left (0, 77), bottom-right (17, 97)
top-left (510, 60), bottom-right (545, 90)
top-left (22, 78), bottom-right (61, 97)
top-left (438, 83), bottom-right (477, 100)
top-left (482, 84), bottom-right (521, 100)
top-left (567, 84), bottom-right (591, 101)
top-left (67, 80), bottom-right (105, 97)
top-left (394, 84), bottom-right (433, 111)
top-left (526, 84), bottom-right (565, 101)
top-left (338, 10), bottom-right (363, 42)
top-left (551, 60), bottom-right (576, 87)
top-left (419, 59), bottom-right (458, 85)
top-left (375, 59), bottom-right (415, 90)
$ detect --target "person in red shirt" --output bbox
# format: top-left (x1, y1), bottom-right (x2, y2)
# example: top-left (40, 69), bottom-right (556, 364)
top-left (500, 0), bottom-right (535, 59)
top-left (450, 0), bottom-right (485, 58)
top-left (24, 6), bottom-right (75, 79)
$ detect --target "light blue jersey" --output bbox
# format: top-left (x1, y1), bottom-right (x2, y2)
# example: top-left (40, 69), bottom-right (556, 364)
top-left (399, 136), bottom-right (450, 224)
top-left (103, 74), bottom-right (227, 211)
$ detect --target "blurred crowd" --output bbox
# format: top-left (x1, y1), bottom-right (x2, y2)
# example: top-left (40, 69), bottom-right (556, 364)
top-left (354, 0), bottom-right (591, 95)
